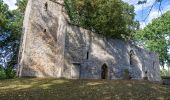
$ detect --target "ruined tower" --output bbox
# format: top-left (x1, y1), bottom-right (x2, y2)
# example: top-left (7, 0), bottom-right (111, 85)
top-left (17, 0), bottom-right (67, 77)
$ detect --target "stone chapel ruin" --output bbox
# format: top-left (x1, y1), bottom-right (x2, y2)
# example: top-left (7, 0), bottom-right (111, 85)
top-left (17, 0), bottom-right (161, 81)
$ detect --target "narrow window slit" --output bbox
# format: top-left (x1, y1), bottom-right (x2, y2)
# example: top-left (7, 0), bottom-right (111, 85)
top-left (87, 52), bottom-right (89, 60)
top-left (43, 29), bottom-right (47, 33)
top-left (45, 2), bottom-right (48, 11)
top-left (153, 61), bottom-right (155, 69)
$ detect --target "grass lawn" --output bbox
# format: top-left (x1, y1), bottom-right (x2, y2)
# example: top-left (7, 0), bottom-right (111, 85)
top-left (0, 78), bottom-right (170, 100)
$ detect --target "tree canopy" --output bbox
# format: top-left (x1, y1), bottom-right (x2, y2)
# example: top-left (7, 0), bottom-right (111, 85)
top-left (134, 11), bottom-right (170, 68)
top-left (64, 0), bottom-right (139, 39)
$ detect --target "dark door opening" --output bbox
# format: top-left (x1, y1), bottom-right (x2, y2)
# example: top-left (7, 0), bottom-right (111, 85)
top-left (101, 64), bottom-right (108, 79)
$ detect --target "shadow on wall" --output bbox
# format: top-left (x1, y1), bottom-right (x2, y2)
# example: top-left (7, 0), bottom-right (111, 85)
top-left (65, 25), bottom-right (91, 63)
top-left (65, 24), bottom-right (146, 80)
top-left (129, 49), bottom-right (143, 80)
top-left (21, 60), bottom-right (51, 77)
top-left (20, 1), bottom-right (66, 77)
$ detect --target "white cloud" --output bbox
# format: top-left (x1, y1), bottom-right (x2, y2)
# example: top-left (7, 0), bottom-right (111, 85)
top-left (147, 9), bottom-right (161, 23)
top-left (3, 0), bottom-right (17, 10)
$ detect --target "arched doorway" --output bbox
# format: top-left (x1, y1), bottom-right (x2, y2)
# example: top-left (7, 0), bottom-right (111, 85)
top-left (101, 64), bottom-right (108, 79)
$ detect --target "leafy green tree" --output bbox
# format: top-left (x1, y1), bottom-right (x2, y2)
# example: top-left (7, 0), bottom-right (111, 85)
top-left (134, 11), bottom-right (170, 68)
top-left (65, 0), bottom-right (138, 39)
top-left (0, 0), bottom-right (27, 78)
top-left (9, 0), bottom-right (28, 70)
top-left (16, 0), bottom-right (27, 13)
top-left (0, 0), bottom-right (14, 78)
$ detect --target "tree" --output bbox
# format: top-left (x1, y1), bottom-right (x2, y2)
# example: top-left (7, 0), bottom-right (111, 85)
top-left (64, 0), bottom-right (138, 39)
top-left (0, 0), bottom-right (27, 78)
top-left (134, 11), bottom-right (170, 68)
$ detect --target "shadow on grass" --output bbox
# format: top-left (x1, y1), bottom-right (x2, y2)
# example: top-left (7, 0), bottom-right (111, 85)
top-left (0, 78), bottom-right (170, 100)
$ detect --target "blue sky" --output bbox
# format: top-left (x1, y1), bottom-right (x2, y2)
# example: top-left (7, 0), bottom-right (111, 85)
top-left (3, 0), bottom-right (170, 28)
top-left (123, 0), bottom-right (170, 28)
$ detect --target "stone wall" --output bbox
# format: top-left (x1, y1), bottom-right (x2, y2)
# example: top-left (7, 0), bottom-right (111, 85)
top-left (162, 78), bottom-right (170, 85)
top-left (64, 25), bottom-right (161, 81)
top-left (18, 0), bottom-right (161, 81)
top-left (18, 0), bottom-right (67, 77)
top-left (129, 45), bottom-right (160, 81)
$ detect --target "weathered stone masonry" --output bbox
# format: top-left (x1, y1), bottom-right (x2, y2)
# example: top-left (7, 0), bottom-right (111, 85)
top-left (17, 0), bottom-right (161, 81)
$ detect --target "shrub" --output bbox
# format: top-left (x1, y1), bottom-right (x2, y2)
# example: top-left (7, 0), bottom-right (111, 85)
top-left (0, 68), bottom-right (6, 79)
top-left (161, 69), bottom-right (170, 79)
top-left (5, 67), bottom-right (16, 79)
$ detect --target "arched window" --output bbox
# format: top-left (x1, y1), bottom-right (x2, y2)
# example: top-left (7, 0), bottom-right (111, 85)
top-left (101, 64), bottom-right (108, 79)
top-left (129, 50), bottom-right (135, 65)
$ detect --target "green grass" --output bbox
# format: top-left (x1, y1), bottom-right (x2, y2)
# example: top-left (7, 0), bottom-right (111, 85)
top-left (0, 78), bottom-right (170, 100)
